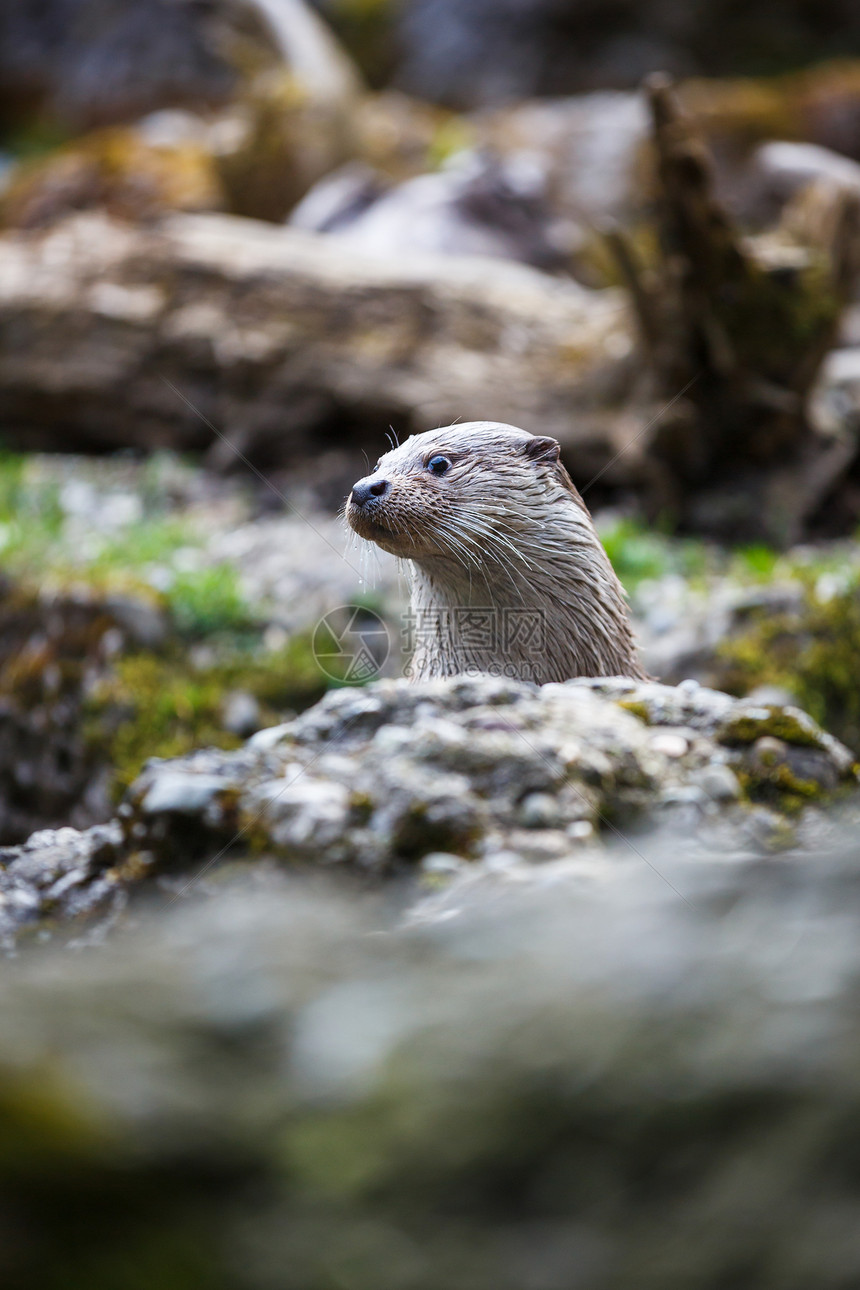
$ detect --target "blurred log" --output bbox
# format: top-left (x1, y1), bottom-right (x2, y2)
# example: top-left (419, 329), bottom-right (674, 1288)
top-left (611, 74), bottom-right (860, 544)
top-left (0, 211), bottom-right (630, 466)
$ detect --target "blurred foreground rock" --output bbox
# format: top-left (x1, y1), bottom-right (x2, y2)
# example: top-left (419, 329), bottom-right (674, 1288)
top-left (0, 210), bottom-right (630, 462)
top-left (0, 674), bottom-right (855, 950)
top-left (5, 835), bottom-right (860, 1286)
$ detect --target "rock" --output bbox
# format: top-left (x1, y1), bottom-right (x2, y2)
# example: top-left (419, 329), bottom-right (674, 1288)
top-left (0, 0), bottom-right (239, 131)
top-left (138, 770), bottom-right (239, 817)
top-left (754, 141), bottom-right (860, 203)
top-left (0, 524), bottom-right (331, 846)
top-left (1, 1), bottom-right (364, 229)
top-left (689, 763), bottom-right (742, 802)
top-left (811, 345), bottom-right (860, 442)
top-left (114, 676), bottom-right (856, 892)
top-left (290, 149), bottom-right (569, 270)
top-left (222, 690), bottom-right (262, 737)
top-left (386, 0), bottom-right (860, 106)
top-left (0, 584), bottom-right (157, 844)
top-left (476, 91), bottom-right (649, 226)
top-left (104, 593), bottom-right (170, 650)
top-left (643, 563), bottom-right (860, 757)
top-left (0, 210), bottom-right (631, 463)
top-left (638, 579), bottom-right (808, 688)
top-left (0, 821), bottom-right (123, 951)
top-left (0, 0), bottom-right (364, 226)
top-left (0, 672), bottom-right (855, 950)
top-left (287, 159), bottom-right (387, 231)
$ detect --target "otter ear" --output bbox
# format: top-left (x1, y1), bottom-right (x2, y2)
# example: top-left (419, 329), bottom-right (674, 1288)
top-left (523, 436), bottom-right (561, 464)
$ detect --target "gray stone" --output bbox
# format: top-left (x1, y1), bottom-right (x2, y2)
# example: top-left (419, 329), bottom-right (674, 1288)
top-left (140, 772), bottom-right (235, 816)
top-left (0, 674), bottom-right (855, 949)
top-left (222, 691), bottom-right (262, 738)
top-left (690, 764), bottom-right (742, 802)
top-left (118, 676), bottom-right (856, 884)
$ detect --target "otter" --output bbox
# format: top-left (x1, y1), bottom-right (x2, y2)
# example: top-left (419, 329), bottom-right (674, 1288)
top-left (346, 421), bottom-right (646, 684)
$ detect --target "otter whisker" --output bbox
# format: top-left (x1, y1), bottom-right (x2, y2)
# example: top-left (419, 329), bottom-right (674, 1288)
top-left (431, 520), bottom-right (482, 571)
top-left (430, 519), bottom-right (524, 603)
top-left (459, 519), bottom-right (532, 573)
top-left (443, 515), bottom-right (533, 597)
top-left (435, 512), bottom-right (518, 573)
top-left (453, 506), bottom-right (538, 571)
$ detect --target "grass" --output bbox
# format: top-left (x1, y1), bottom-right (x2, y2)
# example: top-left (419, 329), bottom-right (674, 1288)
top-left (168, 565), bottom-right (254, 637)
top-left (598, 516), bottom-right (710, 590)
top-left (0, 452), bottom-right (257, 637)
top-left (600, 512), bottom-right (860, 596)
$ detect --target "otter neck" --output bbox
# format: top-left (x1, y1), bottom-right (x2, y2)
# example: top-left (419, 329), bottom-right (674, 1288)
top-left (406, 545), bottom-right (645, 685)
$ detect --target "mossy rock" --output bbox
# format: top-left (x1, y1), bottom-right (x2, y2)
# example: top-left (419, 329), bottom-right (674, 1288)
top-left (0, 574), bottom-right (331, 841)
top-left (88, 637), bottom-right (327, 798)
top-left (717, 578), bottom-right (860, 754)
top-left (717, 705), bottom-right (827, 750)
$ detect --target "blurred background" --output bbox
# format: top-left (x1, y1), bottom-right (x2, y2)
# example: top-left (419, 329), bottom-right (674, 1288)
top-left (2, 6), bottom-right (860, 1285)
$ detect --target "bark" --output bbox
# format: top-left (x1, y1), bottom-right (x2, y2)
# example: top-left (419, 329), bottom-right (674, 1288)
top-left (611, 74), bottom-right (860, 544)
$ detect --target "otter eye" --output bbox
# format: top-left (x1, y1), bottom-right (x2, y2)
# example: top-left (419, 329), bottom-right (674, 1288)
top-left (427, 455), bottom-right (451, 476)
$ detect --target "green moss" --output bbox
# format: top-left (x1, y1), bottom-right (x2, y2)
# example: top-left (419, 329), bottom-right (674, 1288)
top-left (718, 707), bottom-right (823, 749)
top-left (349, 791), bottom-right (375, 825)
top-left (0, 451), bottom-right (64, 559)
top-left (86, 634), bottom-right (327, 796)
top-left (426, 117), bottom-right (474, 169)
top-left (88, 519), bottom-right (197, 574)
top-left (718, 577), bottom-right (860, 752)
top-left (736, 763), bottom-right (824, 814)
top-left (0, 460), bottom-right (388, 807)
top-left (618, 699), bottom-right (652, 724)
top-left (0, 127), bottom-right (222, 229)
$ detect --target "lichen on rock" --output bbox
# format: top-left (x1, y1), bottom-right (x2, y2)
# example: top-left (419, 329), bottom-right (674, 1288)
top-left (1, 674), bottom-right (826, 953)
top-left (716, 576), bottom-right (860, 754)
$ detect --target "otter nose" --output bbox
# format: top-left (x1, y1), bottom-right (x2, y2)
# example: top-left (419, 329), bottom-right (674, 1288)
top-left (350, 476), bottom-right (389, 508)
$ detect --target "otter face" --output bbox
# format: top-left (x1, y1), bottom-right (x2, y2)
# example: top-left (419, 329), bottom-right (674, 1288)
top-left (346, 421), bottom-right (565, 562)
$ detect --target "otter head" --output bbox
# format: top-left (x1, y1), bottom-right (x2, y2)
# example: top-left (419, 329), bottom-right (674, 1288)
top-left (346, 421), bottom-right (570, 563)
